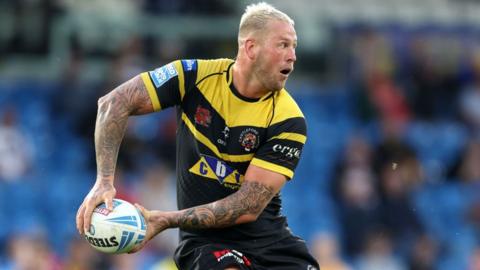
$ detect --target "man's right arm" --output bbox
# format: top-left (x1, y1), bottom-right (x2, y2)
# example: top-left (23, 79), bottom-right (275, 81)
top-left (76, 75), bottom-right (154, 234)
top-left (95, 75), bottom-right (154, 179)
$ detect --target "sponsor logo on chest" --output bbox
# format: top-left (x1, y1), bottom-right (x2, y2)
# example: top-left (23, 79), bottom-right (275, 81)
top-left (189, 155), bottom-right (244, 190)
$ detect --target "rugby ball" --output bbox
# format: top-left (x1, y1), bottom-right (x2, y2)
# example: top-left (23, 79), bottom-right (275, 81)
top-left (84, 198), bottom-right (146, 254)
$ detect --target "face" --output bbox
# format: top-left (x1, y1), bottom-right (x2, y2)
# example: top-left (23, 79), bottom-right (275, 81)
top-left (252, 20), bottom-right (297, 92)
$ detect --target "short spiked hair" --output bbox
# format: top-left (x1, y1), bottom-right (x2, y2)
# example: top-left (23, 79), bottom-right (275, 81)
top-left (238, 2), bottom-right (294, 44)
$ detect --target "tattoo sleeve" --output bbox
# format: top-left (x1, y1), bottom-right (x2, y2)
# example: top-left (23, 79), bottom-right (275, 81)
top-left (95, 75), bottom-right (153, 179)
top-left (170, 181), bottom-right (275, 230)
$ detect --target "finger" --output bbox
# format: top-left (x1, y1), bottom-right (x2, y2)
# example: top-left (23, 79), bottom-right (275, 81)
top-left (76, 204), bottom-right (85, 234)
top-left (83, 202), bottom-right (95, 233)
top-left (105, 197), bottom-right (114, 212)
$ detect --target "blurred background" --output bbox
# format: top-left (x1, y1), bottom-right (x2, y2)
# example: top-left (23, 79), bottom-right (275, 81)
top-left (1, 0), bottom-right (480, 269)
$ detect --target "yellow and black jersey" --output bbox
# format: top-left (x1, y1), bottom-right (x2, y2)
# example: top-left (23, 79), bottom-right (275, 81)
top-left (141, 58), bottom-right (307, 247)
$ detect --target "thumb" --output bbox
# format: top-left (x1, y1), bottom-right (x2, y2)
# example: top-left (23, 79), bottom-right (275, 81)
top-left (134, 203), bottom-right (146, 215)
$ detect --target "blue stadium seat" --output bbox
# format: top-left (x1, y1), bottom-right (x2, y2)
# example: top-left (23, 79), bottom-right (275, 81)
top-left (406, 121), bottom-right (468, 180)
top-left (414, 182), bottom-right (476, 245)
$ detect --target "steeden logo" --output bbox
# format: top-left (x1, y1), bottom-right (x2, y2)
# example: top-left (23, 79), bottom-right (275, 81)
top-left (93, 207), bottom-right (110, 216)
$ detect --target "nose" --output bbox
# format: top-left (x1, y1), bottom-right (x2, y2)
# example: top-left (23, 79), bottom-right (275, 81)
top-left (287, 47), bottom-right (296, 63)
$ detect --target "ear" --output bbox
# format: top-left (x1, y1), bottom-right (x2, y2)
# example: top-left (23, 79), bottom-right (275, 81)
top-left (244, 38), bottom-right (258, 60)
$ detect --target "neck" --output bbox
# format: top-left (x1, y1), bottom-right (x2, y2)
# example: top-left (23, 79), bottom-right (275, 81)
top-left (232, 60), bottom-right (268, 99)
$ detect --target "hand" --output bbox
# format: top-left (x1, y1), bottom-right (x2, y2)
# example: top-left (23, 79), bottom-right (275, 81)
top-left (128, 203), bottom-right (172, 253)
top-left (76, 178), bottom-right (116, 235)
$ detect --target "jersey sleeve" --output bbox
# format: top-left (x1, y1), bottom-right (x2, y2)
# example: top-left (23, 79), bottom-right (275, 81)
top-left (250, 117), bottom-right (307, 179)
top-left (140, 59), bottom-right (197, 111)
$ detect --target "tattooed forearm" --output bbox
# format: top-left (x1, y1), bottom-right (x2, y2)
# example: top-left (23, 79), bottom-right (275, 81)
top-left (95, 75), bottom-right (153, 178)
top-left (171, 181), bottom-right (275, 230)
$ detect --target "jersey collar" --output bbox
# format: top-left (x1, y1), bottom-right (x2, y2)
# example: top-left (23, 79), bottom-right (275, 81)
top-left (226, 61), bottom-right (275, 103)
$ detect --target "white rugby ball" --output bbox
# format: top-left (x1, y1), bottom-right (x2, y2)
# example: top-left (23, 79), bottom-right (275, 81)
top-left (84, 198), bottom-right (146, 254)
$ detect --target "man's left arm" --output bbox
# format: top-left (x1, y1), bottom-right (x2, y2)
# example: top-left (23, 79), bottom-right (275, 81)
top-left (129, 164), bottom-right (286, 253)
top-left (175, 164), bottom-right (286, 228)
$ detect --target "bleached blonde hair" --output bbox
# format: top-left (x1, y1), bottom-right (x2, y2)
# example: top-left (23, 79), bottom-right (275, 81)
top-left (238, 2), bottom-right (294, 44)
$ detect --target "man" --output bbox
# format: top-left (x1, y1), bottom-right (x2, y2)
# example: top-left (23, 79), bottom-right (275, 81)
top-left (76, 2), bottom-right (319, 269)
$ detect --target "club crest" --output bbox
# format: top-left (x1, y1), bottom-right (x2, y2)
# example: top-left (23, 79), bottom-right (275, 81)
top-left (239, 128), bottom-right (259, 152)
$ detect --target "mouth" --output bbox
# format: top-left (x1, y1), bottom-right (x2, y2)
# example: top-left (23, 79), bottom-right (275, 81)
top-left (280, 68), bottom-right (292, 76)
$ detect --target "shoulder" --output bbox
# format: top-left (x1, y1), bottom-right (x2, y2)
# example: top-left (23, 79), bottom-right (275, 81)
top-left (167, 58), bottom-right (233, 74)
top-left (271, 89), bottom-right (305, 125)
top-left (195, 58), bottom-right (234, 83)
top-left (168, 58), bottom-right (233, 80)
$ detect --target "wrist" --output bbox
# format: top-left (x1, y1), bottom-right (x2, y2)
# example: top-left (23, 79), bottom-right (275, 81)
top-left (161, 211), bottom-right (180, 229)
top-left (95, 175), bottom-right (114, 184)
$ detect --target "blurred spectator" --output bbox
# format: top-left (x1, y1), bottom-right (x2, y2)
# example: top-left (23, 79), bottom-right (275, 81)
top-left (150, 257), bottom-right (178, 270)
top-left (52, 40), bottom-right (103, 144)
top-left (350, 27), bottom-right (411, 128)
top-left (337, 166), bottom-right (380, 257)
top-left (350, 27), bottom-right (394, 85)
top-left (373, 130), bottom-right (418, 178)
top-left (449, 139), bottom-right (480, 183)
top-left (63, 237), bottom-right (105, 270)
top-left (357, 68), bottom-right (411, 127)
top-left (113, 166), bottom-right (139, 204)
top-left (134, 164), bottom-right (178, 255)
top-left (4, 234), bottom-right (62, 270)
top-left (338, 135), bottom-right (373, 170)
top-left (408, 234), bottom-right (438, 270)
top-left (376, 161), bottom-right (424, 253)
top-left (458, 49), bottom-right (480, 135)
top-left (407, 34), bottom-right (462, 121)
top-left (110, 253), bottom-right (140, 270)
top-left (469, 247), bottom-right (480, 270)
top-left (373, 129), bottom-right (425, 254)
top-left (107, 36), bottom-right (146, 87)
top-left (118, 112), bottom-right (176, 171)
top-left (332, 134), bottom-right (373, 200)
top-left (0, 107), bottom-right (33, 181)
top-left (118, 125), bottom-right (153, 172)
top-left (355, 229), bottom-right (406, 270)
top-left (311, 232), bottom-right (352, 270)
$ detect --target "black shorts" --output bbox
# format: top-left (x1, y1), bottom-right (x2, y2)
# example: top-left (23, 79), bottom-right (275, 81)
top-left (174, 236), bottom-right (320, 270)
